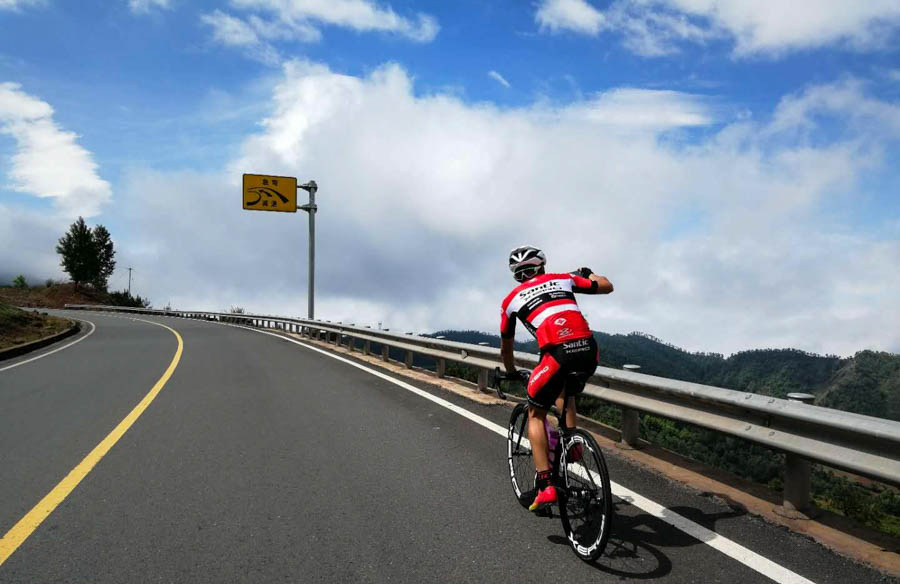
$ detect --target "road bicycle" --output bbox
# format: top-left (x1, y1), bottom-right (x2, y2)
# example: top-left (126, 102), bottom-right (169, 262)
top-left (492, 368), bottom-right (614, 561)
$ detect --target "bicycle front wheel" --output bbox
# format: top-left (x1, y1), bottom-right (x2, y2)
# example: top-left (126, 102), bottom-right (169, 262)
top-left (507, 403), bottom-right (536, 508)
top-left (559, 429), bottom-right (613, 561)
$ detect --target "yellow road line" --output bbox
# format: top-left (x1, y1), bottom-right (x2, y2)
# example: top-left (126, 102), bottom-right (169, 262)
top-left (0, 318), bottom-right (183, 567)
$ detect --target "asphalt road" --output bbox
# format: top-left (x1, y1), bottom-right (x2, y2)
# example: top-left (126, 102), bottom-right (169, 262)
top-left (0, 311), bottom-right (895, 583)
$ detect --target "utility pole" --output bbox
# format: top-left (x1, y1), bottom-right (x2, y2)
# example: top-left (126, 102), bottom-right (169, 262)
top-left (127, 267), bottom-right (133, 295)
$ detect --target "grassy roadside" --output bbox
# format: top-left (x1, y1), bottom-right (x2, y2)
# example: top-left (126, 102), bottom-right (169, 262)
top-left (0, 302), bottom-right (72, 350)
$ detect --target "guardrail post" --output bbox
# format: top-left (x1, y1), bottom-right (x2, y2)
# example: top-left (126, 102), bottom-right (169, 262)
top-left (620, 364), bottom-right (642, 449)
top-left (381, 345), bottom-right (389, 362)
top-left (781, 393), bottom-right (816, 516)
top-left (404, 350), bottom-right (413, 369)
top-left (477, 369), bottom-right (488, 392)
top-left (437, 358), bottom-right (446, 378)
top-left (348, 336), bottom-right (355, 351)
top-left (364, 340), bottom-right (370, 355)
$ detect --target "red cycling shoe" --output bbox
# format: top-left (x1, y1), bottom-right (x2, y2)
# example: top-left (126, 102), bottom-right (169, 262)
top-left (529, 485), bottom-right (558, 511)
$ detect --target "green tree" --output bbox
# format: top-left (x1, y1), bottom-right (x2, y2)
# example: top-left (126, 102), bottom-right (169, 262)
top-left (56, 217), bottom-right (96, 287)
top-left (91, 224), bottom-right (116, 290)
top-left (12, 275), bottom-right (27, 289)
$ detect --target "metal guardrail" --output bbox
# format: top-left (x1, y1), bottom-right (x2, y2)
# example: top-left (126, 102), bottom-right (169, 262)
top-left (66, 304), bottom-right (900, 513)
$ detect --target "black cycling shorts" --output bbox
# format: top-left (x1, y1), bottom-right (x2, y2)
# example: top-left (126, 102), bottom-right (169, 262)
top-left (526, 337), bottom-right (598, 410)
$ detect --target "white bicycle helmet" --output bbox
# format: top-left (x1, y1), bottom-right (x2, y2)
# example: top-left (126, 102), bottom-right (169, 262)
top-left (509, 245), bottom-right (546, 282)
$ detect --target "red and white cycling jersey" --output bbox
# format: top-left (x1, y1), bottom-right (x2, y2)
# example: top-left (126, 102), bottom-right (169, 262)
top-left (500, 273), bottom-right (597, 349)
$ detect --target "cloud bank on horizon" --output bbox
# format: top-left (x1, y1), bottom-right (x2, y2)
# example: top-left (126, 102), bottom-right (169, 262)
top-left (114, 62), bottom-right (899, 357)
top-left (0, 1), bottom-right (898, 358)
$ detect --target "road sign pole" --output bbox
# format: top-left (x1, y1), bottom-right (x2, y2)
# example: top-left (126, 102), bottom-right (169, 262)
top-left (242, 173), bottom-right (315, 318)
top-left (299, 181), bottom-right (318, 319)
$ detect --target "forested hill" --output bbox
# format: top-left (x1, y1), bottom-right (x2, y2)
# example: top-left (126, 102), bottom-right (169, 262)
top-left (429, 329), bottom-right (900, 422)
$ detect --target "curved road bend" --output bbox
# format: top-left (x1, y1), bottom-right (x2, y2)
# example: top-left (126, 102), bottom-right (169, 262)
top-left (0, 311), bottom-right (893, 583)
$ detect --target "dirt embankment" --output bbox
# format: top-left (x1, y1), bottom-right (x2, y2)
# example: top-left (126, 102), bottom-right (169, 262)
top-left (0, 283), bottom-right (108, 309)
top-left (0, 302), bottom-right (72, 350)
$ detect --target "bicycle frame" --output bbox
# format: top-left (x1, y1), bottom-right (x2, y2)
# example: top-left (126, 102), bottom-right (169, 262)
top-left (547, 387), bottom-right (576, 481)
top-left (503, 376), bottom-right (580, 481)
top-left (502, 369), bottom-right (614, 560)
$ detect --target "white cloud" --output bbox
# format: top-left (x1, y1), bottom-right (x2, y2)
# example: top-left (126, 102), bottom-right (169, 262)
top-left (128, 0), bottom-right (170, 14)
top-left (0, 204), bottom-right (68, 283)
top-left (204, 0), bottom-right (438, 57)
top-left (201, 10), bottom-right (285, 65)
top-left (0, 0), bottom-right (43, 11)
top-left (534, 0), bottom-right (900, 57)
top-left (488, 70), bottom-right (510, 89)
top-left (0, 83), bottom-right (111, 217)
top-left (669, 0), bottom-right (900, 55)
top-left (103, 63), bottom-right (900, 357)
top-left (536, 0), bottom-right (606, 35)
top-left (535, 0), bottom-right (721, 56)
top-left (566, 87), bottom-right (712, 128)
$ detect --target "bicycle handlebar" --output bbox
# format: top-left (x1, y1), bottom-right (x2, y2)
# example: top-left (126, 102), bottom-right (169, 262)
top-left (489, 367), bottom-right (531, 400)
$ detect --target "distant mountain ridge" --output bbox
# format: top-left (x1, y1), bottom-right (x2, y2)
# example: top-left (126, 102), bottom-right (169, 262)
top-left (429, 329), bottom-right (900, 422)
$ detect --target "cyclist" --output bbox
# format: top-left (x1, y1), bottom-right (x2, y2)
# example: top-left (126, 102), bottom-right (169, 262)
top-left (500, 245), bottom-right (613, 511)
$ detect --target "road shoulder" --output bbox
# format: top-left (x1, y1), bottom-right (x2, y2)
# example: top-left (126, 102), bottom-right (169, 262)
top-left (281, 328), bottom-right (900, 578)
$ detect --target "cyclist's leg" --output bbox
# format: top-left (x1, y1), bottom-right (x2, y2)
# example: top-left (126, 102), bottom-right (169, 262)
top-left (555, 394), bottom-right (577, 430)
top-left (525, 351), bottom-right (567, 510)
top-left (527, 406), bottom-right (550, 471)
top-left (525, 351), bottom-right (563, 472)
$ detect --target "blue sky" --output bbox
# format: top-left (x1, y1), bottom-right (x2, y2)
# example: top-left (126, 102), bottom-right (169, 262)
top-left (1, 0), bottom-right (899, 356)
top-left (3, 1), bottom-right (897, 175)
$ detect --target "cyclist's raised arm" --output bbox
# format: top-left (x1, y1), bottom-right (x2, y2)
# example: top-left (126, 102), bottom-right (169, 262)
top-left (571, 268), bottom-right (613, 294)
top-left (589, 273), bottom-right (613, 294)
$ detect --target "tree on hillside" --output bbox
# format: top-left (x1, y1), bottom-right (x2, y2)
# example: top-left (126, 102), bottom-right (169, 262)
top-left (91, 225), bottom-right (116, 290)
top-left (56, 217), bottom-right (96, 288)
top-left (55, 217), bottom-right (116, 289)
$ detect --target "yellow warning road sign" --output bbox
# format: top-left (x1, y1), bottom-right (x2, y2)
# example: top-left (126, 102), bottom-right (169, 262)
top-left (242, 174), bottom-right (297, 212)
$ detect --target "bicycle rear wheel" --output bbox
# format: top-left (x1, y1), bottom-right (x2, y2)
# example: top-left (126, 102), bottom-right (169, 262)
top-left (559, 429), bottom-right (613, 561)
top-left (507, 403), bottom-right (536, 508)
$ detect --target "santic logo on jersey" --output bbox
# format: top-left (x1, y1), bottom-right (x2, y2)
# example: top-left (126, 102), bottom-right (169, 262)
top-left (562, 338), bottom-right (592, 351)
top-left (519, 280), bottom-right (564, 302)
top-left (554, 317), bottom-right (567, 326)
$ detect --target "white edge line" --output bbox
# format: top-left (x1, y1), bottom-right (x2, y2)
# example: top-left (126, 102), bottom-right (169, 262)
top-left (143, 318), bottom-right (817, 584)
top-left (0, 318), bottom-right (96, 373)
